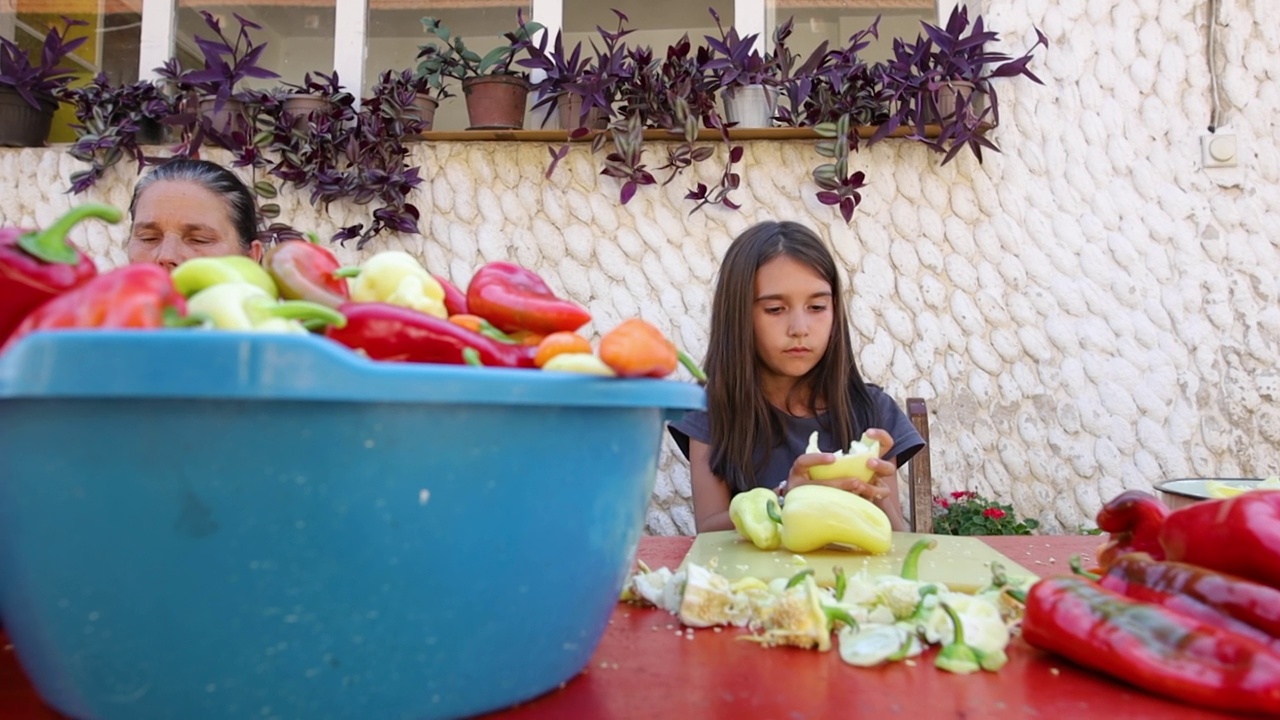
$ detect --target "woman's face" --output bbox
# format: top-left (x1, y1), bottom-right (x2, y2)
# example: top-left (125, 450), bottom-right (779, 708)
top-left (127, 179), bottom-right (262, 269)
top-left (752, 254), bottom-right (834, 386)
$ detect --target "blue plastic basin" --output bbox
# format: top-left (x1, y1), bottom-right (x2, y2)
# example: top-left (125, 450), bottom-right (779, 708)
top-left (0, 331), bottom-right (703, 720)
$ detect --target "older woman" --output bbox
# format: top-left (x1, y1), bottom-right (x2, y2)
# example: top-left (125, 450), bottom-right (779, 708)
top-left (127, 158), bottom-right (263, 268)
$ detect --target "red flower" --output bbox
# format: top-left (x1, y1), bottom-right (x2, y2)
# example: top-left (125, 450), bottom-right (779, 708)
top-left (938, 499), bottom-right (951, 509)
top-left (983, 507), bottom-right (1007, 520)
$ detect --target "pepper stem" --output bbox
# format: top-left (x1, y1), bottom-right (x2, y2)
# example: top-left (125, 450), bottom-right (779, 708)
top-left (18, 203), bottom-right (123, 265)
top-left (462, 347), bottom-right (483, 366)
top-left (677, 348), bottom-right (707, 385)
top-left (264, 300), bottom-right (348, 329)
top-left (766, 499), bottom-right (783, 524)
top-left (940, 601), bottom-right (966, 646)
top-left (1069, 555), bottom-right (1100, 580)
top-left (332, 266), bottom-right (362, 278)
top-left (785, 568), bottom-right (815, 589)
top-left (900, 538), bottom-right (937, 580)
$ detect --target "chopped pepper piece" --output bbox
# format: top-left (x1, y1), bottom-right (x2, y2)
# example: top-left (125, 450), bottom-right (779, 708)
top-left (186, 282), bottom-right (346, 333)
top-left (806, 430), bottom-right (881, 482)
top-left (347, 251), bottom-right (447, 318)
top-left (0, 203), bottom-right (120, 344)
top-left (1, 264), bottom-right (188, 353)
top-left (466, 260), bottom-right (591, 335)
top-left (171, 255), bottom-right (279, 299)
top-left (778, 484), bottom-right (892, 555)
top-left (729, 487), bottom-right (783, 550)
top-left (263, 239), bottom-right (350, 309)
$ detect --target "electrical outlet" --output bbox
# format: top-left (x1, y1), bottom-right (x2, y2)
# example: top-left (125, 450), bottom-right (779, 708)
top-left (1201, 133), bottom-right (1238, 169)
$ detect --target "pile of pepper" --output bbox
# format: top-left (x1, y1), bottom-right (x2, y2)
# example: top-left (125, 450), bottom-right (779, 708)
top-left (1021, 489), bottom-right (1280, 714)
top-left (1, 204), bottom-right (704, 381)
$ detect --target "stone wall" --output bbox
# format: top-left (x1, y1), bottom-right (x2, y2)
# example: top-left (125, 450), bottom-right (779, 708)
top-left (2, 0), bottom-right (1277, 534)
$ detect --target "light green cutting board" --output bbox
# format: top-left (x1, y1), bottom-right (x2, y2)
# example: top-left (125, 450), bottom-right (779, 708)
top-left (679, 531), bottom-right (1039, 594)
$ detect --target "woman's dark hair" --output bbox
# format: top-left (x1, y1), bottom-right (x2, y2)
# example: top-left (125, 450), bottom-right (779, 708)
top-left (704, 220), bottom-right (878, 494)
top-left (129, 158), bottom-right (258, 251)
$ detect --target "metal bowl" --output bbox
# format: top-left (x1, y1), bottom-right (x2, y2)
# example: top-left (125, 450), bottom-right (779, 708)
top-left (1153, 477), bottom-right (1267, 511)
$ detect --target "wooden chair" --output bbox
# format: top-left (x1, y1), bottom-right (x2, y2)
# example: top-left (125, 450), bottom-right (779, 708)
top-left (905, 397), bottom-right (933, 533)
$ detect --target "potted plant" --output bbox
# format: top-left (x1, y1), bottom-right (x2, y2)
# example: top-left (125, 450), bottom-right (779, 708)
top-left (417, 15), bottom-right (543, 130)
top-left (0, 17), bottom-right (88, 147)
top-left (260, 67), bottom-right (426, 249)
top-left (156, 11), bottom-right (280, 146)
top-left (59, 74), bottom-right (179, 193)
top-left (277, 71), bottom-right (352, 131)
top-left (702, 9), bottom-right (785, 129)
top-left (874, 4), bottom-right (1048, 164)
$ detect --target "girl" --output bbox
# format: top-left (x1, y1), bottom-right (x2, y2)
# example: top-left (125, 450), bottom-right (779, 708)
top-left (127, 158), bottom-right (263, 269)
top-left (670, 221), bottom-right (925, 532)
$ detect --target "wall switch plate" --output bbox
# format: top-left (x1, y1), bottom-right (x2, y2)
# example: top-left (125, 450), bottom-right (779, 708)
top-left (1202, 133), bottom-right (1238, 169)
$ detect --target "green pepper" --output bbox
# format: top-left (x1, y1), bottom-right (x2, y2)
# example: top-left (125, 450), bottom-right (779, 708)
top-left (172, 255), bottom-right (279, 299)
top-left (186, 282), bottom-right (346, 333)
top-left (729, 487), bottom-right (783, 550)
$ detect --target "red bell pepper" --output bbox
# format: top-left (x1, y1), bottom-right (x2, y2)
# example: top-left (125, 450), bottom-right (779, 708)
top-left (1022, 575), bottom-right (1280, 714)
top-left (326, 302), bottom-right (537, 368)
top-left (263, 239), bottom-right (350, 309)
top-left (1159, 490), bottom-right (1280, 589)
top-left (466, 261), bottom-right (590, 335)
top-left (1092, 554), bottom-right (1280, 644)
top-left (435, 274), bottom-right (468, 316)
top-left (1094, 489), bottom-right (1168, 569)
top-left (1, 264), bottom-right (188, 353)
top-left (0, 203), bottom-right (122, 344)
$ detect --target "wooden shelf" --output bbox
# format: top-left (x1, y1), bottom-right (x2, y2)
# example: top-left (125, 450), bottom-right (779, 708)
top-left (418, 125), bottom-right (946, 142)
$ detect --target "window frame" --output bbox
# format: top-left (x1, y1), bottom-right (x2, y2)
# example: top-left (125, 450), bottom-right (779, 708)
top-left (134, 0), bottom-right (958, 98)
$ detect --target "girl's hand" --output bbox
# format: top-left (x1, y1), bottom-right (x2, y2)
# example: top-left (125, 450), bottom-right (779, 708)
top-left (783, 429), bottom-right (897, 502)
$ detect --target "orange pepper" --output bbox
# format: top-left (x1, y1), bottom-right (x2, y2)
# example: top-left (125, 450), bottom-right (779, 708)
top-left (534, 331), bottom-right (594, 368)
top-left (599, 318), bottom-right (678, 378)
top-left (509, 329), bottom-right (546, 346)
top-left (449, 313), bottom-right (485, 333)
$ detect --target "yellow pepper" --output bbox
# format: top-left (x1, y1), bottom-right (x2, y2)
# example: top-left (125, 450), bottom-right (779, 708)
top-left (347, 250), bottom-right (446, 318)
top-left (779, 484), bottom-right (892, 555)
top-left (806, 430), bottom-right (881, 482)
top-left (729, 487), bottom-right (783, 550)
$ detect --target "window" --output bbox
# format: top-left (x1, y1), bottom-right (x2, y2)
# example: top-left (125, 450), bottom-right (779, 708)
top-left (3, 0), bottom-right (144, 141)
top-left (766, 1), bottom-right (936, 65)
top-left (175, 0), bottom-right (336, 88)
top-left (1, 0), bottom-right (952, 134)
top-left (367, 1), bottom-right (528, 131)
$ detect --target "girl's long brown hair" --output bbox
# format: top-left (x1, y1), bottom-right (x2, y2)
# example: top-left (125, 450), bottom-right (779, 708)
top-left (704, 221), bottom-right (878, 494)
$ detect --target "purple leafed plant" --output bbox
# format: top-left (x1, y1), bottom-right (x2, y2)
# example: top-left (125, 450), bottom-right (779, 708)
top-left (0, 16), bottom-right (88, 110)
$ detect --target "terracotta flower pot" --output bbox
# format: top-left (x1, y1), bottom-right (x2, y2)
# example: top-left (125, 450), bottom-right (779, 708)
top-left (197, 96), bottom-right (249, 142)
top-left (933, 80), bottom-right (976, 123)
top-left (0, 88), bottom-right (55, 148)
top-left (408, 93), bottom-right (439, 133)
top-left (281, 93), bottom-right (330, 130)
top-left (462, 74), bottom-right (529, 130)
top-left (556, 94), bottom-right (608, 131)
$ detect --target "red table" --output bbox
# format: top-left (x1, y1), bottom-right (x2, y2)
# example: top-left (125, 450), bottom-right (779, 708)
top-left (1, 535), bottom-right (1233, 719)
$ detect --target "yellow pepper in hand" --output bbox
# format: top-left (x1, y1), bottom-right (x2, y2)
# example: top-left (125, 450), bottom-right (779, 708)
top-left (347, 250), bottom-right (446, 318)
top-left (729, 487), bottom-right (783, 550)
top-left (779, 484), bottom-right (892, 554)
top-left (806, 430), bottom-right (881, 482)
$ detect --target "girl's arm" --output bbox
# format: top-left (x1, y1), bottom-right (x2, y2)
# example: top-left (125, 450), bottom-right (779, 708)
top-left (689, 439), bottom-right (734, 532)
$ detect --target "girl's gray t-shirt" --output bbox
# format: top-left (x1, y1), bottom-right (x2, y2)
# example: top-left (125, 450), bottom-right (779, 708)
top-left (667, 384), bottom-right (925, 493)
